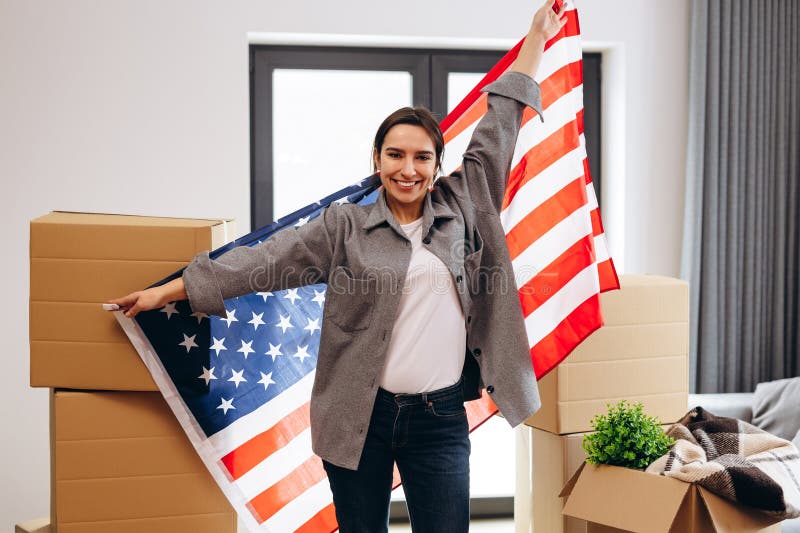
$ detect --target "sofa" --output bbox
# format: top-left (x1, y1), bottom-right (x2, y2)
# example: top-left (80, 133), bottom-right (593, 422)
top-left (690, 377), bottom-right (800, 533)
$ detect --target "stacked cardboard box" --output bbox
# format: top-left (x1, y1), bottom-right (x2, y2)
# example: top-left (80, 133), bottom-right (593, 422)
top-left (29, 212), bottom-right (237, 533)
top-left (515, 274), bottom-right (690, 533)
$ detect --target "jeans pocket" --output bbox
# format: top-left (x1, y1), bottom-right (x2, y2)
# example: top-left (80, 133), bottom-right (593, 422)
top-left (428, 399), bottom-right (467, 418)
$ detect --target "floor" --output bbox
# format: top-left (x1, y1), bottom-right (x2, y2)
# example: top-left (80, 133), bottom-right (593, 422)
top-left (388, 518), bottom-right (514, 532)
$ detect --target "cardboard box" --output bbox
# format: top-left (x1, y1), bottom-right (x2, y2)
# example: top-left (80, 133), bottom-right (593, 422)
top-left (524, 274), bottom-right (689, 434)
top-left (29, 211), bottom-right (234, 390)
top-left (560, 463), bottom-right (782, 533)
top-left (515, 426), bottom-right (589, 533)
top-left (51, 390), bottom-right (236, 533)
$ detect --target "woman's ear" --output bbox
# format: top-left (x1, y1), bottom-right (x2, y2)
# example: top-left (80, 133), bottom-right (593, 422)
top-left (373, 148), bottom-right (380, 172)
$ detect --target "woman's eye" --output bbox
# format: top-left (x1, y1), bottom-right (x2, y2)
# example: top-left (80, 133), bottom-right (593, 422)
top-left (388, 153), bottom-right (401, 158)
top-left (418, 156), bottom-right (432, 161)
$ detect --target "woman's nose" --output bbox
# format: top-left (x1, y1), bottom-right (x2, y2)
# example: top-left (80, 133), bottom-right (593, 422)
top-left (402, 157), bottom-right (415, 176)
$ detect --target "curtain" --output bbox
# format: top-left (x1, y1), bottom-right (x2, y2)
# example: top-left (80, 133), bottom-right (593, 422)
top-left (681, 0), bottom-right (800, 393)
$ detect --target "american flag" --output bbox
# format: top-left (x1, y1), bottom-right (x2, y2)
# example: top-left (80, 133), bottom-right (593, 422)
top-left (112, 4), bottom-right (617, 532)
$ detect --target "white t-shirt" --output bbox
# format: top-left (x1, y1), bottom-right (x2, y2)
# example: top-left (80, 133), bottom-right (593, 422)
top-left (379, 217), bottom-right (467, 393)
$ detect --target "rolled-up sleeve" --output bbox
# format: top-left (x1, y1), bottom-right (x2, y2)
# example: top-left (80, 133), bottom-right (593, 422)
top-left (449, 71), bottom-right (543, 214)
top-left (182, 206), bottom-right (337, 316)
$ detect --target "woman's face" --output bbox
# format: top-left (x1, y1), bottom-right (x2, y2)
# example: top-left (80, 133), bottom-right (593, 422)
top-left (374, 124), bottom-right (438, 214)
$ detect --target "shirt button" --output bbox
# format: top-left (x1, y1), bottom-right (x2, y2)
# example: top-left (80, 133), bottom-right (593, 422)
top-left (456, 275), bottom-right (463, 283)
top-left (467, 315), bottom-right (472, 324)
top-left (487, 385), bottom-right (494, 393)
top-left (473, 348), bottom-right (481, 356)
top-left (423, 236), bottom-right (431, 244)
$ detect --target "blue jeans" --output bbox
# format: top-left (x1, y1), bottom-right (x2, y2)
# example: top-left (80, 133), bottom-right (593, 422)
top-left (323, 380), bottom-right (471, 533)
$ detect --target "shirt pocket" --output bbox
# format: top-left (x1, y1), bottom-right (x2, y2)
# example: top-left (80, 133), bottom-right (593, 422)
top-left (325, 266), bottom-right (377, 332)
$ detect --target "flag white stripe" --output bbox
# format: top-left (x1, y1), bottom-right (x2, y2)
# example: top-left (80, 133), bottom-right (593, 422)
top-left (501, 148), bottom-right (585, 232)
top-left (512, 205), bottom-right (592, 285)
top-left (595, 235), bottom-right (611, 263)
top-left (524, 263), bottom-right (601, 348)
top-left (235, 428), bottom-right (313, 501)
top-left (533, 33), bottom-right (582, 84)
top-left (586, 183), bottom-right (598, 211)
top-left (510, 84), bottom-right (584, 168)
top-left (262, 479), bottom-right (333, 533)
top-left (207, 371), bottom-right (315, 457)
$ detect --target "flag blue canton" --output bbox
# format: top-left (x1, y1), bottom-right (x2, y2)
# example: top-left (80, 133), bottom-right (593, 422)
top-left (134, 177), bottom-right (381, 437)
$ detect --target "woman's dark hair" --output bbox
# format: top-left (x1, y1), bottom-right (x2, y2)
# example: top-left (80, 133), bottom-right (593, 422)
top-left (372, 106), bottom-right (444, 175)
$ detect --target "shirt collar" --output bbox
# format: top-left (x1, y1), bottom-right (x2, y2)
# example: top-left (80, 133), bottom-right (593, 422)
top-left (363, 185), bottom-right (457, 237)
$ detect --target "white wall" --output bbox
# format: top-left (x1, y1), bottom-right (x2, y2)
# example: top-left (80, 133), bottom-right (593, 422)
top-left (0, 0), bottom-right (689, 528)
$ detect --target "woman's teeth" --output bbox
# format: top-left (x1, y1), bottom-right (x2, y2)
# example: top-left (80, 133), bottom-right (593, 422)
top-left (395, 180), bottom-right (418, 188)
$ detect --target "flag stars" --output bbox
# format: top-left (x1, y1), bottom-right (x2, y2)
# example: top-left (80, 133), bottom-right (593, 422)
top-left (237, 339), bottom-right (255, 359)
top-left (221, 309), bottom-right (238, 327)
top-left (161, 302), bottom-right (179, 320)
top-left (312, 289), bottom-right (326, 307)
top-left (293, 345), bottom-right (312, 363)
top-left (228, 369), bottom-right (247, 388)
top-left (190, 311), bottom-right (208, 324)
top-left (198, 366), bottom-right (217, 385)
top-left (304, 318), bottom-right (321, 335)
top-left (217, 397), bottom-right (235, 415)
top-left (295, 216), bottom-right (310, 227)
top-left (257, 371), bottom-right (276, 391)
top-left (276, 315), bottom-right (293, 334)
top-left (210, 337), bottom-right (227, 356)
top-left (179, 333), bottom-right (198, 353)
top-left (265, 343), bottom-right (283, 362)
top-left (256, 292), bottom-right (273, 302)
top-left (284, 289), bottom-right (301, 305)
top-left (248, 312), bottom-right (266, 331)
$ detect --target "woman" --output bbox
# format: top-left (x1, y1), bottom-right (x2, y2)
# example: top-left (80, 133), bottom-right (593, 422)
top-left (110, 2), bottom-right (567, 530)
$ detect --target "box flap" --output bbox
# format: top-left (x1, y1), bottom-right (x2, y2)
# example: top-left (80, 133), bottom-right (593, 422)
top-left (697, 487), bottom-right (783, 532)
top-left (561, 464), bottom-right (690, 533)
top-left (559, 462), bottom-right (586, 497)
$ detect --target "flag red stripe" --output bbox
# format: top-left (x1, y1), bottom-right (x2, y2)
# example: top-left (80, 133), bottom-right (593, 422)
top-left (531, 294), bottom-right (603, 379)
top-left (583, 157), bottom-right (592, 184)
top-left (597, 259), bottom-right (620, 292)
top-left (295, 503), bottom-right (338, 533)
top-left (517, 235), bottom-right (595, 317)
top-left (505, 177), bottom-right (587, 261)
top-left (590, 208), bottom-right (603, 237)
top-left (221, 402), bottom-right (311, 481)
top-left (502, 119), bottom-right (581, 210)
top-left (540, 60), bottom-right (583, 110)
top-left (249, 456), bottom-right (327, 523)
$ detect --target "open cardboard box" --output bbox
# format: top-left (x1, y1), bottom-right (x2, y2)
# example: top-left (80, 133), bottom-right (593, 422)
top-left (560, 463), bottom-right (783, 533)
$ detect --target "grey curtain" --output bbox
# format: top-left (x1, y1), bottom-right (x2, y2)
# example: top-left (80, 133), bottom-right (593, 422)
top-left (682, 0), bottom-right (800, 393)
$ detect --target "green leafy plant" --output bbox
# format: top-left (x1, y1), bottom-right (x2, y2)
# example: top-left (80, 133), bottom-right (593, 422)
top-left (582, 400), bottom-right (675, 470)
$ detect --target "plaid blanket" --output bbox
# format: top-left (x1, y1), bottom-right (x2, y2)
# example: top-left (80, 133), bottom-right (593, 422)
top-left (646, 407), bottom-right (800, 519)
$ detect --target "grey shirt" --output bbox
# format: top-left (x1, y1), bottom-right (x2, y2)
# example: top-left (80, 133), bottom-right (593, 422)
top-left (183, 70), bottom-right (543, 470)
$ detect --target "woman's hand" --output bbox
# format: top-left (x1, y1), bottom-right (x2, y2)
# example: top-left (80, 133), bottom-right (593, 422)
top-left (510, 0), bottom-right (569, 80)
top-left (107, 286), bottom-right (168, 318)
top-left (530, 0), bottom-right (569, 43)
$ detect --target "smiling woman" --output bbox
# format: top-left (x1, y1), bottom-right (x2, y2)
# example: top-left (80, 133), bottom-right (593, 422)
top-left (372, 107), bottom-right (444, 224)
top-left (108, 2), bottom-right (568, 531)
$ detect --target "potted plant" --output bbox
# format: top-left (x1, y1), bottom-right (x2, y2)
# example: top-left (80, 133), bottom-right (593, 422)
top-left (582, 400), bottom-right (674, 469)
